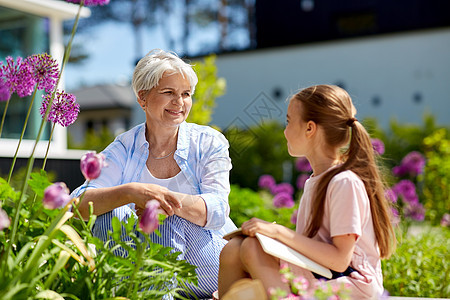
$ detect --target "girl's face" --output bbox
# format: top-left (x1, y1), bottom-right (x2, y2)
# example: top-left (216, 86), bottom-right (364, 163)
top-left (140, 72), bottom-right (192, 129)
top-left (284, 99), bottom-right (307, 157)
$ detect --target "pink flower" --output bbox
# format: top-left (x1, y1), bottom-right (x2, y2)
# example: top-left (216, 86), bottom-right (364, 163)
top-left (296, 174), bottom-right (309, 190)
top-left (25, 53), bottom-right (59, 93)
top-left (404, 202), bottom-right (425, 221)
top-left (65, 0), bottom-right (110, 6)
top-left (401, 151), bottom-right (426, 176)
top-left (0, 56), bottom-right (35, 98)
top-left (440, 213), bottom-right (450, 227)
top-left (43, 182), bottom-right (71, 209)
top-left (393, 151), bottom-right (426, 177)
top-left (40, 90), bottom-right (79, 127)
top-left (273, 192), bottom-right (294, 208)
top-left (0, 79), bottom-right (11, 102)
top-left (392, 180), bottom-right (417, 203)
top-left (371, 138), bottom-right (385, 155)
top-left (271, 182), bottom-right (294, 196)
top-left (80, 151), bottom-right (107, 181)
top-left (391, 207), bottom-right (400, 225)
top-left (0, 208), bottom-right (11, 230)
top-left (292, 276), bottom-right (309, 291)
top-left (258, 174), bottom-right (276, 190)
top-left (295, 157), bottom-right (312, 172)
top-left (385, 188), bottom-right (398, 203)
top-left (139, 200), bottom-right (160, 234)
top-left (290, 209), bottom-right (298, 225)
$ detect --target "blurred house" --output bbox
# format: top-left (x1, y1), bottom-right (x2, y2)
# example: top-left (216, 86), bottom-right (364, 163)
top-left (68, 83), bottom-right (136, 145)
top-left (205, 0), bottom-right (450, 130)
top-left (0, 0), bottom-right (90, 189)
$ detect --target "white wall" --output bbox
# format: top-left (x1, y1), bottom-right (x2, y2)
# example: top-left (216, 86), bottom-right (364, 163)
top-left (211, 28), bottom-right (450, 130)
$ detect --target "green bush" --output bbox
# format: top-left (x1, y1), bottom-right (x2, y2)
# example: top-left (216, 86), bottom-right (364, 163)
top-left (423, 129), bottom-right (450, 225)
top-left (229, 184), bottom-right (296, 229)
top-left (225, 122), bottom-right (294, 191)
top-left (382, 226), bottom-right (450, 298)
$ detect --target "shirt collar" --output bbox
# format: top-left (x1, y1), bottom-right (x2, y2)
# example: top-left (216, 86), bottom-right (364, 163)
top-left (136, 121), bottom-right (190, 160)
top-left (175, 121), bottom-right (190, 160)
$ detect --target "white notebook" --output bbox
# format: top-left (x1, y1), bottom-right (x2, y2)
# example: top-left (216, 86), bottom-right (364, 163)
top-left (223, 229), bottom-right (332, 279)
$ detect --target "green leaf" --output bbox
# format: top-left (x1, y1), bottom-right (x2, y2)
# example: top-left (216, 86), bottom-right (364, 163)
top-left (0, 177), bottom-right (19, 202)
top-left (28, 170), bottom-right (52, 198)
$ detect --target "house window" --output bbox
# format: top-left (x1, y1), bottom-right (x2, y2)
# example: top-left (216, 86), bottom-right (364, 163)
top-left (0, 6), bottom-right (49, 140)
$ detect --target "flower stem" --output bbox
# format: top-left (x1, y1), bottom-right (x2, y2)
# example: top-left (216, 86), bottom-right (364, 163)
top-left (42, 122), bottom-right (56, 170)
top-left (1, 1), bottom-right (85, 273)
top-left (7, 85), bottom-right (38, 183)
top-left (0, 98), bottom-right (11, 138)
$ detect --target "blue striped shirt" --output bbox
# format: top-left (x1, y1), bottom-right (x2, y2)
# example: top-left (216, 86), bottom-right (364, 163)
top-left (72, 122), bottom-right (237, 298)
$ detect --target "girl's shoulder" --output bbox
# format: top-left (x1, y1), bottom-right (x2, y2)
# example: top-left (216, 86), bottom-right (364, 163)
top-left (330, 169), bottom-right (364, 187)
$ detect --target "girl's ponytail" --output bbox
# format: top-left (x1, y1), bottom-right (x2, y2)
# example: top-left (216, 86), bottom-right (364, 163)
top-left (296, 85), bottom-right (396, 258)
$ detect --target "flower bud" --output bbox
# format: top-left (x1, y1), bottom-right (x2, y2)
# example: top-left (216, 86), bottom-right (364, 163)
top-left (0, 208), bottom-right (11, 230)
top-left (80, 151), bottom-right (107, 181)
top-left (43, 182), bottom-right (71, 209)
top-left (139, 200), bottom-right (160, 234)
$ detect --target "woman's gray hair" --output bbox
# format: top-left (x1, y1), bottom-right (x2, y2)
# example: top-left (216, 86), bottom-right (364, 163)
top-left (132, 49), bottom-right (198, 98)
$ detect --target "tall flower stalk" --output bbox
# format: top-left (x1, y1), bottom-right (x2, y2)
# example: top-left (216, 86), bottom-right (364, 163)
top-left (2, 0), bottom-right (87, 273)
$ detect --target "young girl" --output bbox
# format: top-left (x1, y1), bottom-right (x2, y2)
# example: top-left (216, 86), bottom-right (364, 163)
top-left (218, 85), bottom-right (396, 299)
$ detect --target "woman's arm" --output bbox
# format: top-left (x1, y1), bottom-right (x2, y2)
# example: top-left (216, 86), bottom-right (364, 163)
top-left (241, 218), bottom-right (357, 272)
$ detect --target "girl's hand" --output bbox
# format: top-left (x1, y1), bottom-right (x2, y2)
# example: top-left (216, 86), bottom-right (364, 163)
top-left (241, 218), bottom-right (279, 238)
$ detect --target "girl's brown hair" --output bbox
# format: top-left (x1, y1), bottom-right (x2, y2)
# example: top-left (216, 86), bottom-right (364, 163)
top-left (293, 85), bottom-right (395, 258)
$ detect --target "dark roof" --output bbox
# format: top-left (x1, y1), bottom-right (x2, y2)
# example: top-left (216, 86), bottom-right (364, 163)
top-left (70, 84), bottom-right (136, 110)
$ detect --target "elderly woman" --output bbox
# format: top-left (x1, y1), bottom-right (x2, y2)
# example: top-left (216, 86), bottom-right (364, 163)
top-left (71, 49), bottom-right (236, 298)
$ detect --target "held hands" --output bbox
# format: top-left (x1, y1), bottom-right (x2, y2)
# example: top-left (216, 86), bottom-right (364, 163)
top-left (241, 218), bottom-right (279, 239)
top-left (133, 183), bottom-right (182, 217)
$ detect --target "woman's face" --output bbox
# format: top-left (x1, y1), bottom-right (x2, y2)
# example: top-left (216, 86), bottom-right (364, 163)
top-left (140, 72), bottom-right (192, 129)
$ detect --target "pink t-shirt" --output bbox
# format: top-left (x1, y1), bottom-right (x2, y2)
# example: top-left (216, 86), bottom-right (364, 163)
top-left (292, 168), bottom-right (384, 299)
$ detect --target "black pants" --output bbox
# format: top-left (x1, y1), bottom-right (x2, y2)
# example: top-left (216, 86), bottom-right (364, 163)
top-left (313, 266), bottom-right (356, 281)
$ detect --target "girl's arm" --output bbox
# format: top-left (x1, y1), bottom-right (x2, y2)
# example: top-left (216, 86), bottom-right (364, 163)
top-left (241, 218), bottom-right (357, 272)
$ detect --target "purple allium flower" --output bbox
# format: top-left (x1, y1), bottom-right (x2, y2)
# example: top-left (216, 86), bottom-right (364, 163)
top-left (271, 182), bottom-right (294, 196)
top-left (139, 200), bottom-right (160, 234)
top-left (392, 179), bottom-right (417, 202)
top-left (43, 182), bottom-right (71, 209)
top-left (273, 192), bottom-right (294, 208)
top-left (401, 151), bottom-right (426, 176)
top-left (404, 202), bottom-right (425, 221)
top-left (391, 207), bottom-right (400, 225)
top-left (380, 290), bottom-right (390, 300)
top-left (440, 213), bottom-right (450, 227)
top-left (295, 157), bottom-right (312, 172)
top-left (371, 138), bottom-right (385, 155)
top-left (385, 188), bottom-right (398, 203)
top-left (25, 53), bottom-right (59, 93)
top-left (40, 90), bottom-right (79, 127)
top-left (0, 208), bottom-right (11, 230)
top-left (392, 165), bottom-right (407, 177)
top-left (0, 56), bottom-right (35, 97)
top-left (258, 174), bottom-right (276, 190)
top-left (65, 0), bottom-right (110, 6)
top-left (296, 173), bottom-right (309, 190)
top-left (290, 209), bottom-right (298, 225)
top-left (80, 151), bottom-right (107, 181)
top-left (0, 79), bottom-right (11, 101)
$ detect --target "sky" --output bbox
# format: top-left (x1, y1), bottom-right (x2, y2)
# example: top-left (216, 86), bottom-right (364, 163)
top-left (63, 3), bottom-right (248, 92)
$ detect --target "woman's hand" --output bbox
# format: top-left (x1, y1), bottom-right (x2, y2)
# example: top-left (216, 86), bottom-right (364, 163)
top-left (241, 218), bottom-right (279, 238)
top-left (131, 183), bottom-right (182, 216)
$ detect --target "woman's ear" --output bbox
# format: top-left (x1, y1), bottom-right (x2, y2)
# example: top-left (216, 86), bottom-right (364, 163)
top-left (137, 90), bottom-right (147, 109)
top-left (305, 120), bottom-right (317, 138)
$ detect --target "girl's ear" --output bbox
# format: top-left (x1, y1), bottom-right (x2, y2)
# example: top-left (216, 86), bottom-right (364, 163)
top-left (305, 120), bottom-right (317, 138)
